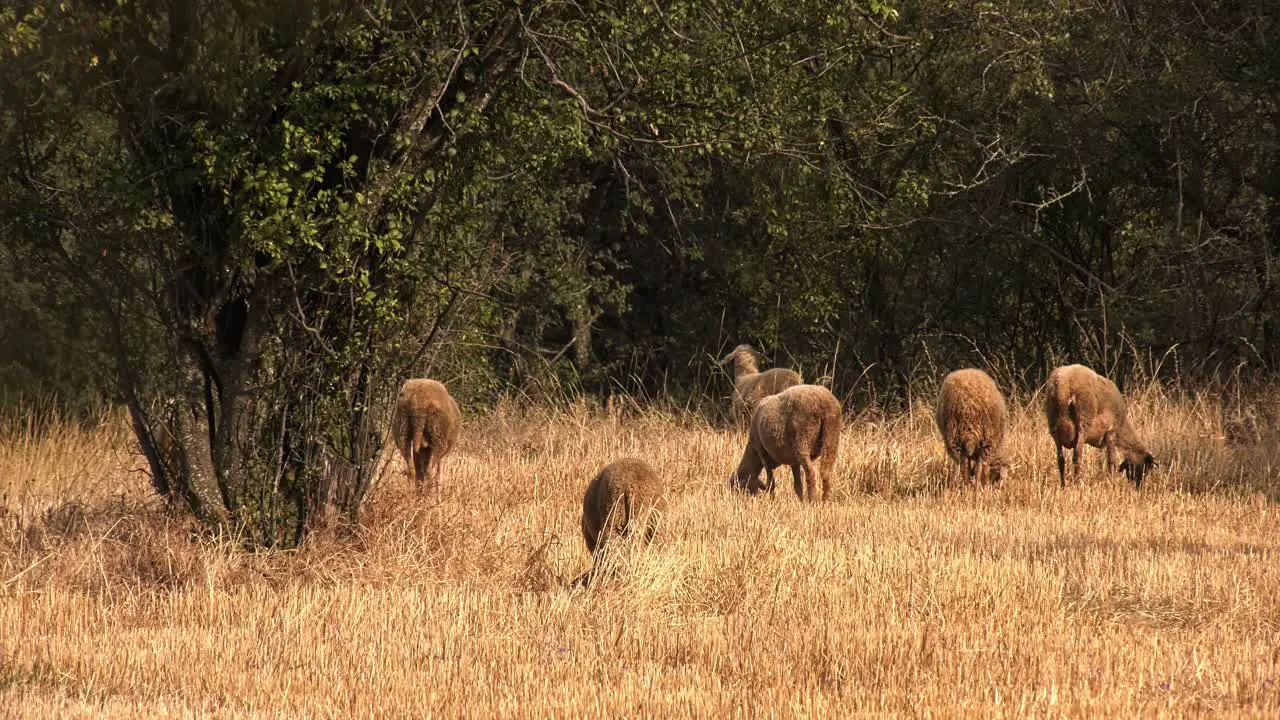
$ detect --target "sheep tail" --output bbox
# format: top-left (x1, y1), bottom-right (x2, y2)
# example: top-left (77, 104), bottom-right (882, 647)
top-left (1066, 394), bottom-right (1081, 437)
top-left (813, 406), bottom-right (839, 460)
top-left (402, 413), bottom-right (419, 453)
top-left (403, 413), bottom-right (433, 453)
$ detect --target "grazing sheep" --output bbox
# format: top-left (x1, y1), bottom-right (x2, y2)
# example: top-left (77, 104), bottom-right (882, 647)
top-left (720, 344), bottom-right (803, 426)
top-left (392, 378), bottom-right (462, 498)
top-left (729, 384), bottom-right (843, 502)
top-left (935, 368), bottom-right (1009, 485)
top-left (1223, 397), bottom-right (1279, 445)
top-left (581, 458), bottom-right (667, 555)
top-left (1043, 364), bottom-right (1156, 488)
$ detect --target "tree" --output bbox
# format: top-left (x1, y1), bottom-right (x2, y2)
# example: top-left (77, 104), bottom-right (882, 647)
top-left (1, 1), bottom-right (561, 542)
top-left (3, 0), bottom-right (901, 540)
top-left (4, 0), bottom-right (1277, 535)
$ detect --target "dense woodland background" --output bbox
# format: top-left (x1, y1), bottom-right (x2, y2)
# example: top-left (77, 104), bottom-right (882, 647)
top-left (1, 1), bottom-right (1276, 541)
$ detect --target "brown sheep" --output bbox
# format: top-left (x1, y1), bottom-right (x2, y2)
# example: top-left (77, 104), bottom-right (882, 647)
top-left (720, 344), bottom-right (803, 426)
top-left (1044, 364), bottom-right (1156, 488)
top-left (935, 368), bottom-right (1008, 485)
top-left (1223, 398), bottom-right (1280, 445)
top-left (729, 384), bottom-right (843, 502)
top-left (581, 458), bottom-right (668, 555)
top-left (392, 378), bottom-right (462, 498)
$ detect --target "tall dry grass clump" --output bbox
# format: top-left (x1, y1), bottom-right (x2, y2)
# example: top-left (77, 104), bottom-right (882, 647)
top-left (1, 385), bottom-right (1278, 717)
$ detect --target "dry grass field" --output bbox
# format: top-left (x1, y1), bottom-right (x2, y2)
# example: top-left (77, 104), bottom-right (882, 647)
top-left (2, 385), bottom-right (1279, 717)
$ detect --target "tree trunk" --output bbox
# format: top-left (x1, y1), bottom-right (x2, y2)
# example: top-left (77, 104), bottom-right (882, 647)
top-left (174, 344), bottom-right (230, 529)
top-left (212, 296), bottom-right (269, 517)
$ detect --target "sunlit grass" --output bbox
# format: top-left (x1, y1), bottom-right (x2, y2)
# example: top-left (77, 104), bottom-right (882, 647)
top-left (1, 386), bottom-right (1277, 716)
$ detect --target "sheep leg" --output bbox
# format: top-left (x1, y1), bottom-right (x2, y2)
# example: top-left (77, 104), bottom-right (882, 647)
top-left (402, 445), bottom-right (416, 487)
top-left (417, 449), bottom-right (430, 496)
top-left (409, 446), bottom-right (426, 491)
top-left (754, 448), bottom-right (774, 495)
top-left (820, 457), bottom-right (833, 502)
top-left (401, 416), bottom-right (418, 486)
top-left (414, 446), bottom-right (431, 494)
top-left (1072, 424), bottom-right (1082, 483)
top-left (643, 512), bottom-right (659, 545)
top-left (985, 461), bottom-right (999, 486)
top-left (1056, 444), bottom-right (1066, 488)
top-left (800, 459), bottom-right (818, 502)
top-left (790, 463), bottom-right (805, 500)
top-left (429, 453), bottom-right (444, 503)
top-left (1103, 432), bottom-right (1119, 474)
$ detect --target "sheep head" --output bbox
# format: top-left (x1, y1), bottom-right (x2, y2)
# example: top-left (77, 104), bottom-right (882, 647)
top-left (727, 468), bottom-right (762, 494)
top-left (986, 453), bottom-right (1008, 486)
top-left (720, 344), bottom-right (761, 378)
top-left (1120, 452), bottom-right (1156, 489)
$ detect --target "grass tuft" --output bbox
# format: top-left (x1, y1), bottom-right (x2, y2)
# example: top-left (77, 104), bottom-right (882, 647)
top-left (1, 383), bottom-right (1278, 716)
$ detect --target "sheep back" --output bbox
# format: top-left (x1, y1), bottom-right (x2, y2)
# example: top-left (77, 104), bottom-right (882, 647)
top-left (935, 368), bottom-right (1008, 478)
top-left (1043, 364), bottom-right (1126, 450)
top-left (732, 368), bottom-right (804, 425)
top-left (1044, 363), bottom-right (1154, 486)
top-left (581, 458), bottom-right (667, 554)
top-left (393, 379), bottom-right (461, 452)
top-left (747, 381), bottom-right (839, 471)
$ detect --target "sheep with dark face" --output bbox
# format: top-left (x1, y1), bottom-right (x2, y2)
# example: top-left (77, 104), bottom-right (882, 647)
top-left (392, 378), bottom-right (462, 499)
top-left (935, 368), bottom-right (1008, 485)
top-left (581, 458), bottom-right (667, 555)
top-left (720, 344), bottom-right (803, 427)
top-left (1044, 364), bottom-right (1156, 488)
top-left (729, 384), bottom-right (842, 502)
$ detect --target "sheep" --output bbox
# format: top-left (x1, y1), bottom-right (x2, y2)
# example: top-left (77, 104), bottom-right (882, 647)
top-left (581, 457), bottom-right (667, 559)
top-left (728, 384), bottom-right (843, 502)
top-left (935, 368), bottom-right (1009, 486)
top-left (1043, 364), bottom-right (1156, 488)
top-left (391, 378), bottom-right (462, 499)
top-left (720, 344), bottom-right (803, 426)
top-left (1223, 398), bottom-right (1279, 445)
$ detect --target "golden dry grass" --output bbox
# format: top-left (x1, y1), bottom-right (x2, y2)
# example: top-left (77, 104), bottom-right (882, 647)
top-left (2, 387), bottom-right (1279, 717)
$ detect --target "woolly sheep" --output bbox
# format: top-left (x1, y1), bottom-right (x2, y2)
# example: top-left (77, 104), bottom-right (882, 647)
top-left (935, 368), bottom-right (1009, 485)
top-left (1223, 398), bottom-right (1279, 445)
top-left (729, 384), bottom-right (843, 502)
top-left (392, 378), bottom-right (462, 498)
top-left (581, 457), bottom-right (668, 555)
top-left (720, 344), bottom-right (803, 426)
top-left (1043, 364), bottom-right (1156, 488)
